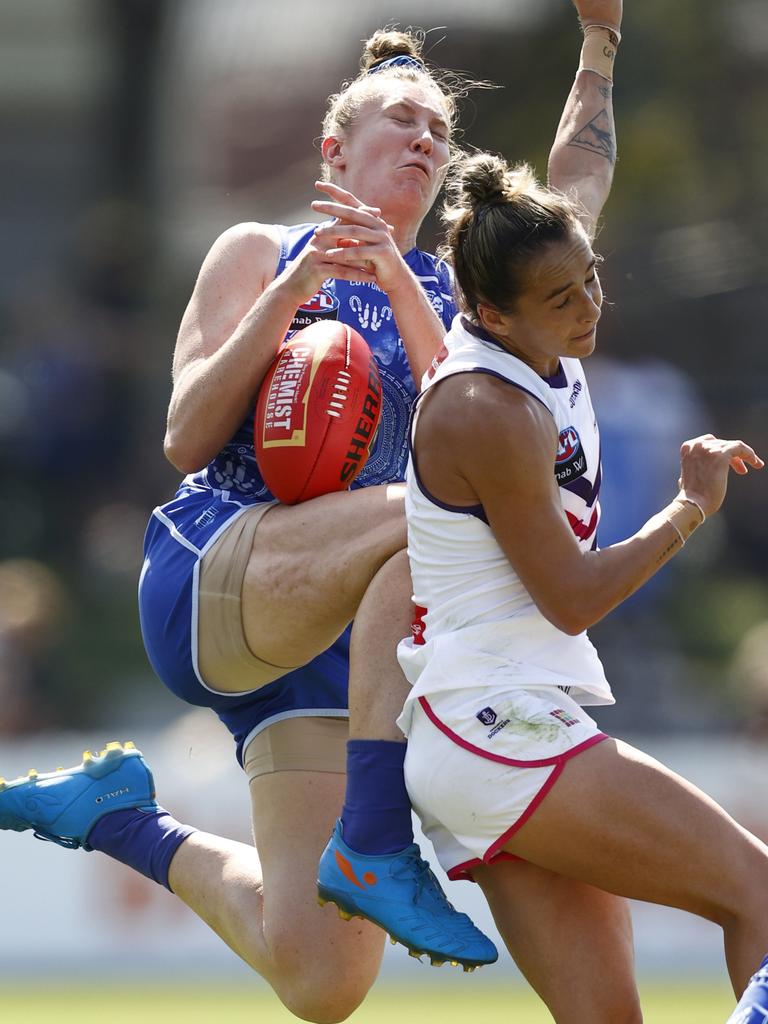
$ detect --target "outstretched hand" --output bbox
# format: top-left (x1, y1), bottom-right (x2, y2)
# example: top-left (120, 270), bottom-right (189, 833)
top-left (678, 433), bottom-right (764, 518)
top-left (571, 0), bottom-right (622, 31)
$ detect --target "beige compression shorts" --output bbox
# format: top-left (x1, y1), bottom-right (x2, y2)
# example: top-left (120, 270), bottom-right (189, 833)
top-left (196, 503), bottom-right (348, 778)
top-left (197, 500), bottom-right (293, 693)
top-left (243, 716), bottom-right (348, 780)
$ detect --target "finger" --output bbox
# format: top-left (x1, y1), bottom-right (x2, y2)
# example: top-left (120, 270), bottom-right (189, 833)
top-left (729, 453), bottom-right (764, 472)
top-left (325, 244), bottom-right (383, 262)
top-left (318, 258), bottom-right (376, 281)
top-left (311, 200), bottom-right (384, 226)
top-left (723, 440), bottom-right (763, 467)
top-left (314, 181), bottom-right (381, 215)
top-left (314, 180), bottom-right (364, 205)
top-left (729, 457), bottom-right (748, 475)
top-left (313, 225), bottom-right (385, 246)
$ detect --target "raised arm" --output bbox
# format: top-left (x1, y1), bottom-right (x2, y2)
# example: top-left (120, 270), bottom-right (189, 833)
top-left (547, 1), bottom-right (622, 238)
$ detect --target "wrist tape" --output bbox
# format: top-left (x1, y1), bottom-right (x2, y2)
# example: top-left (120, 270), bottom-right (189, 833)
top-left (579, 24), bottom-right (621, 82)
top-left (666, 498), bottom-right (706, 547)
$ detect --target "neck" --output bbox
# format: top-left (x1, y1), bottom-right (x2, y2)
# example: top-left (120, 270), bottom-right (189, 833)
top-left (384, 205), bottom-right (422, 253)
top-left (393, 226), bottom-right (418, 253)
top-left (483, 328), bottom-right (559, 379)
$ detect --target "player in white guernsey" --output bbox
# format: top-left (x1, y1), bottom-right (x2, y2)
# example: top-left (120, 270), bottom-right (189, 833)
top-left (396, 152), bottom-right (768, 1022)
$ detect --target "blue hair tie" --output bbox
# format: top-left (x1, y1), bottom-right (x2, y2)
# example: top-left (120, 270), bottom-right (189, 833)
top-left (367, 54), bottom-right (424, 75)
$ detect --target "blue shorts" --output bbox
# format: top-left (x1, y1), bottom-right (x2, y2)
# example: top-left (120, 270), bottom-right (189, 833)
top-left (138, 486), bottom-right (349, 765)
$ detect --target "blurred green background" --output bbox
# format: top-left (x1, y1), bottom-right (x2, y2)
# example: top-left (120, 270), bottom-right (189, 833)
top-left (0, 982), bottom-right (738, 1024)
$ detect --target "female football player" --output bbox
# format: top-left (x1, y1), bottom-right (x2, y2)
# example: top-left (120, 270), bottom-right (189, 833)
top-left (395, 148), bottom-right (766, 1022)
top-left (0, 5), bottom-right (624, 1017)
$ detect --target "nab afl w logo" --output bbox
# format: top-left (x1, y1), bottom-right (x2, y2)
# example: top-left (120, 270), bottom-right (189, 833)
top-left (290, 289), bottom-right (339, 333)
top-left (555, 426), bottom-right (588, 485)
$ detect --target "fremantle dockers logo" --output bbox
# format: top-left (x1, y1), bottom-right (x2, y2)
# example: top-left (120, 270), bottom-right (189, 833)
top-left (290, 288), bottom-right (339, 333)
top-left (555, 425), bottom-right (587, 485)
top-left (476, 707), bottom-right (497, 726)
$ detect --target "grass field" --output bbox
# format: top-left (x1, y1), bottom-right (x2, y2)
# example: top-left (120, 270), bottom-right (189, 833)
top-left (0, 983), bottom-right (737, 1023)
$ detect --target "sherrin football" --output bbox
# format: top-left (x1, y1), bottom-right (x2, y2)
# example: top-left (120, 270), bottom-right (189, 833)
top-left (254, 320), bottom-right (382, 504)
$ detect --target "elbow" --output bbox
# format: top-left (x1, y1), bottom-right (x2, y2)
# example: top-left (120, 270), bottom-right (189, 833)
top-left (163, 429), bottom-right (207, 475)
top-left (557, 615), bottom-right (589, 637)
top-left (540, 602), bottom-right (592, 637)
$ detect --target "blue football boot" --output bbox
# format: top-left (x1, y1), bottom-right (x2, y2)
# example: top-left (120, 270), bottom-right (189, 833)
top-left (0, 741), bottom-right (156, 850)
top-left (317, 820), bottom-right (498, 970)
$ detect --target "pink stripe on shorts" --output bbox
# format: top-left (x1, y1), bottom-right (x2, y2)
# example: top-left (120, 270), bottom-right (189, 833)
top-left (403, 688), bottom-right (609, 883)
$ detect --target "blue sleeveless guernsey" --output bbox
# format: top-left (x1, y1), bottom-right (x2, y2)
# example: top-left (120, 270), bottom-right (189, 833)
top-left (139, 223), bottom-right (456, 764)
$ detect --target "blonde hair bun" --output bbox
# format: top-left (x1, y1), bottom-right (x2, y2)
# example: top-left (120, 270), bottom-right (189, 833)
top-left (361, 29), bottom-right (424, 72)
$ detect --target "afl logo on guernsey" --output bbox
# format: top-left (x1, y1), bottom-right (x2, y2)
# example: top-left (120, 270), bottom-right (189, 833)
top-left (557, 427), bottom-right (580, 463)
top-left (555, 426), bottom-right (588, 485)
top-left (290, 289), bottom-right (339, 332)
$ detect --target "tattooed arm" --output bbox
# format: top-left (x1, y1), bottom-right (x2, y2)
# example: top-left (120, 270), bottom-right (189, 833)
top-left (547, 1), bottom-right (622, 239)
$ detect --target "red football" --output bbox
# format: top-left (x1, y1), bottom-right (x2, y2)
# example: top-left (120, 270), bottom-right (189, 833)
top-left (254, 320), bottom-right (382, 504)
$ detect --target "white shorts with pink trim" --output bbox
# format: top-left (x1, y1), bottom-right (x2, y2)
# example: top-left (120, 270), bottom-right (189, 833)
top-left (401, 686), bottom-right (608, 882)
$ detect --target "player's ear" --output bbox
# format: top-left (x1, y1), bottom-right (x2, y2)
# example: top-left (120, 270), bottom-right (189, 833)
top-left (477, 303), bottom-right (511, 337)
top-left (321, 135), bottom-right (346, 172)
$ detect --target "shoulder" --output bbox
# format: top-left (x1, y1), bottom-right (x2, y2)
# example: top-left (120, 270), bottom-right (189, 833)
top-left (419, 371), bottom-right (557, 452)
top-left (198, 221), bottom-right (283, 289)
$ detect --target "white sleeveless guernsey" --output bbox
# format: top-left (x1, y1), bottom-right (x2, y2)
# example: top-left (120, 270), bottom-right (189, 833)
top-left (397, 316), bottom-right (614, 735)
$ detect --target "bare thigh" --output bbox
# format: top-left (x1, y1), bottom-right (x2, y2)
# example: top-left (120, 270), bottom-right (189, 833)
top-left (474, 858), bottom-right (640, 1024)
top-left (502, 738), bottom-right (768, 992)
top-left (503, 739), bottom-right (768, 919)
top-left (250, 769), bottom-right (384, 1015)
top-left (243, 483), bottom-right (406, 667)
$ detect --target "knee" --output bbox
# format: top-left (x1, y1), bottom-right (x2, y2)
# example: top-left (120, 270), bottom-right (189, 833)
top-left (706, 856), bottom-right (768, 932)
top-left (275, 967), bottom-right (372, 1023)
top-left (265, 928), bottom-right (377, 1024)
top-left (552, 993), bottom-right (642, 1024)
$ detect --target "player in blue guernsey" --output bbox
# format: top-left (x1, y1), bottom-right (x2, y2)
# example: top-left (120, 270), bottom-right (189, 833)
top-left (0, 6), bottom-right (638, 1016)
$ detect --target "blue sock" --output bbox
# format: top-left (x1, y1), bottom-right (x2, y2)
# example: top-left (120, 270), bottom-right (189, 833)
top-left (87, 807), bottom-right (196, 892)
top-left (340, 740), bottom-right (413, 855)
top-left (727, 955), bottom-right (768, 1023)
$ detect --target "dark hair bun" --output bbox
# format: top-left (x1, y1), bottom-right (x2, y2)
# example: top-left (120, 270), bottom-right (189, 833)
top-left (457, 153), bottom-right (508, 207)
top-left (361, 29), bottom-right (423, 72)
top-left (450, 152), bottom-right (538, 211)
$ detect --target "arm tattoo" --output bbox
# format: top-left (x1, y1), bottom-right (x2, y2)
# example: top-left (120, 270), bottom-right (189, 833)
top-left (598, 84), bottom-right (612, 100)
top-left (567, 108), bottom-right (616, 164)
top-left (656, 537), bottom-right (681, 565)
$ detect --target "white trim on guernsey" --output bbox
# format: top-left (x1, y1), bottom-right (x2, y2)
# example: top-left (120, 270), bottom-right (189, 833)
top-left (152, 508), bottom-right (203, 555)
top-left (190, 558), bottom-right (205, 688)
